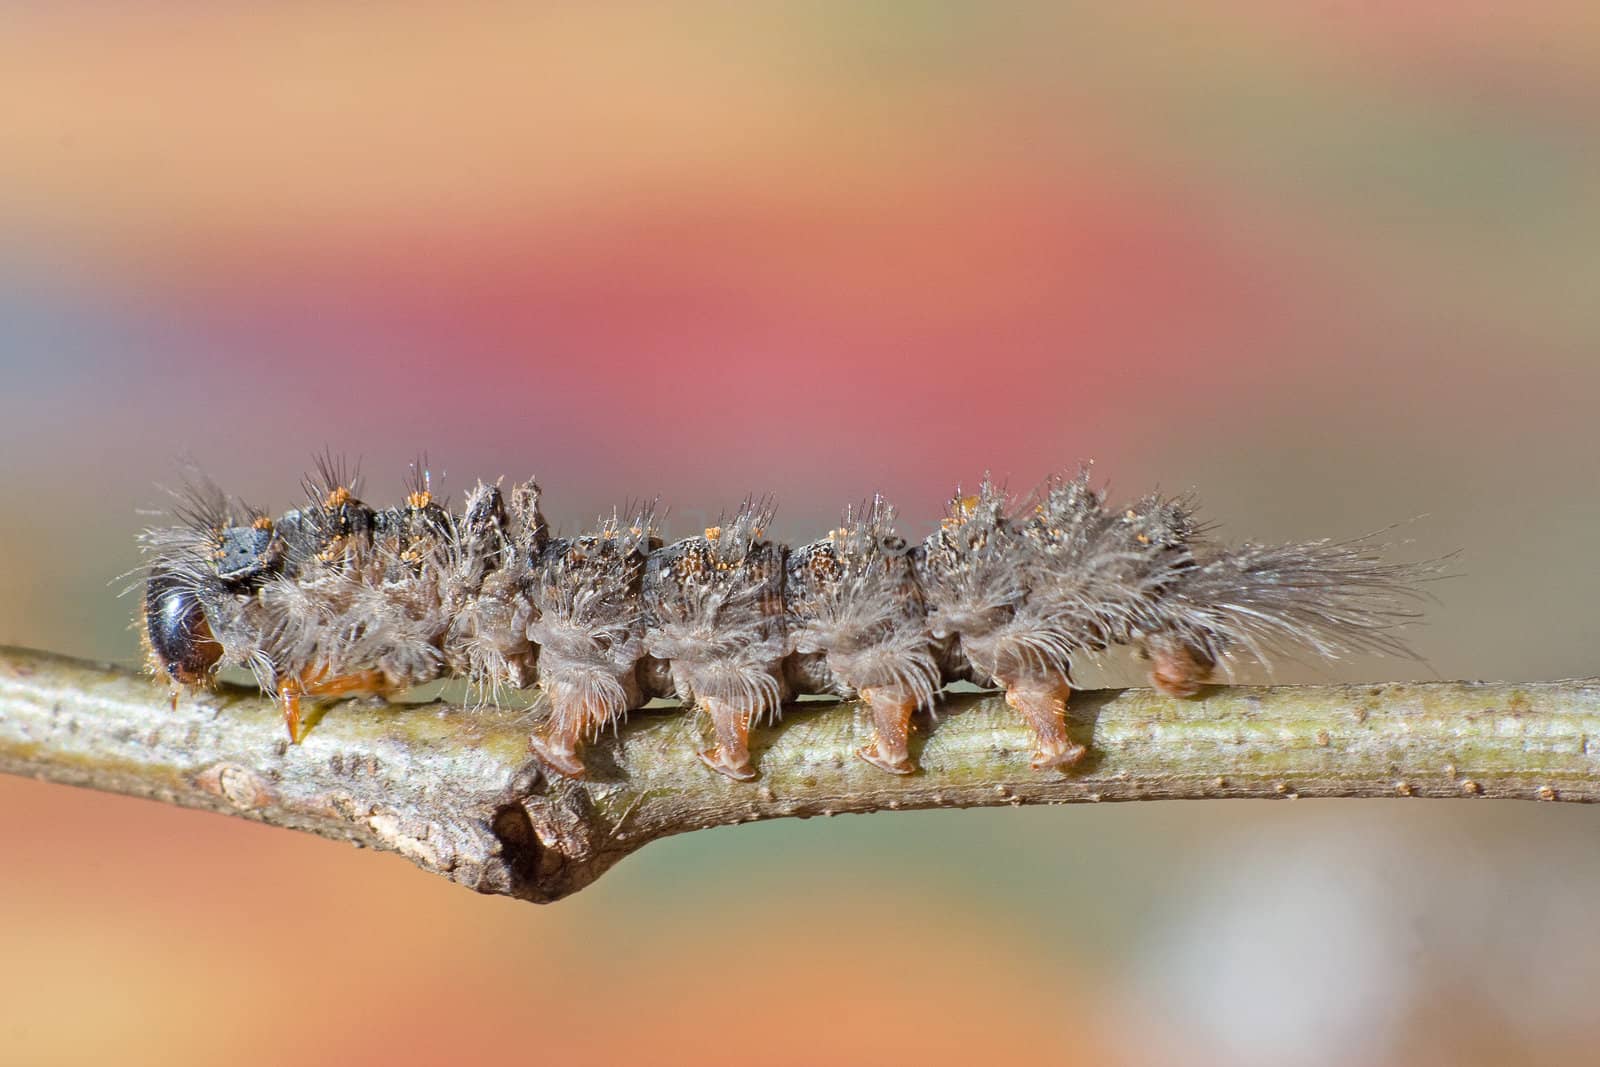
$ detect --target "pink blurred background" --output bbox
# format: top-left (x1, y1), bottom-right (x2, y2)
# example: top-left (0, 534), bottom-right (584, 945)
top-left (3, 4), bottom-right (1599, 1064)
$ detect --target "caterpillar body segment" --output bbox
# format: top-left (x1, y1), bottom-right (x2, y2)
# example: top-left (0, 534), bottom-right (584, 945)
top-left (642, 502), bottom-right (789, 781)
top-left (525, 508), bottom-right (661, 778)
top-left (918, 473), bottom-right (1173, 769)
top-left (441, 480), bottom-right (543, 695)
top-left (785, 498), bottom-right (940, 774)
top-left (1133, 535), bottom-right (1432, 693)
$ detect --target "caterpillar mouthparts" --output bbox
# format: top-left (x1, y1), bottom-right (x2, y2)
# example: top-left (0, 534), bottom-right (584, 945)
top-left (138, 460), bottom-right (1436, 781)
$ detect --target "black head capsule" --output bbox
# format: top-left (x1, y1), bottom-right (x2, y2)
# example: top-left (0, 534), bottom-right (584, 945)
top-left (143, 566), bottom-right (223, 686)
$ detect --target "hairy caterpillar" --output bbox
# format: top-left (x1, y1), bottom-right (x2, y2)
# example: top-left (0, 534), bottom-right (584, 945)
top-left (138, 459), bottom-right (1434, 781)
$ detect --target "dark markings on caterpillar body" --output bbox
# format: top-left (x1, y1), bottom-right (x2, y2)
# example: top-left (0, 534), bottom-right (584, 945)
top-left (139, 460), bottom-right (1435, 781)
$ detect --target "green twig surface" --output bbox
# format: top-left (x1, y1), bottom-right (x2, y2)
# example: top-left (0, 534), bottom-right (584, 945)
top-left (1, 646), bottom-right (1595, 902)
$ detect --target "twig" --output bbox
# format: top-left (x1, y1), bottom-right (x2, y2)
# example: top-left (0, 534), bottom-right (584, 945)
top-left (1, 646), bottom-right (1596, 902)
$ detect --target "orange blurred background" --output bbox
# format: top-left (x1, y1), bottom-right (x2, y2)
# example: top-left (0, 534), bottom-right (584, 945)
top-left (3, 5), bottom-right (1599, 1064)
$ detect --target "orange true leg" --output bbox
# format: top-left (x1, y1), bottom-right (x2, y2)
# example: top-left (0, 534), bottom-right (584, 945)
top-left (1003, 677), bottom-right (1086, 771)
top-left (276, 669), bottom-right (392, 743)
top-left (856, 686), bottom-right (918, 775)
top-left (696, 697), bottom-right (757, 781)
top-left (278, 681), bottom-right (305, 744)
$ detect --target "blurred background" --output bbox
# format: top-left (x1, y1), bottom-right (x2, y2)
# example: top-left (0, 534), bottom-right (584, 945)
top-left (2, 3), bottom-right (1599, 1063)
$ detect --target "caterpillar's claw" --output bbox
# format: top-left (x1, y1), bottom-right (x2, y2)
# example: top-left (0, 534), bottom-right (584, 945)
top-left (697, 697), bottom-right (758, 781)
top-left (1004, 679), bottom-right (1086, 771)
top-left (528, 730), bottom-right (587, 779)
top-left (856, 685), bottom-right (918, 774)
top-left (527, 682), bottom-right (632, 780)
top-left (697, 747), bottom-right (759, 781)
top-left (856, 741), bottom-right (915, 775)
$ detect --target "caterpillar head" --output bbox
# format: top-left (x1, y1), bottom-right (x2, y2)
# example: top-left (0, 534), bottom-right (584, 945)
top-left (142, 565), bottom-right (223, 686)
